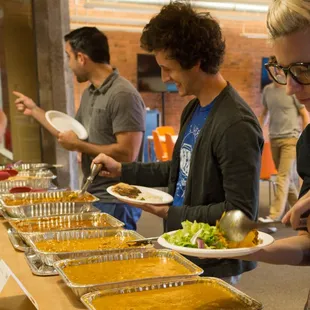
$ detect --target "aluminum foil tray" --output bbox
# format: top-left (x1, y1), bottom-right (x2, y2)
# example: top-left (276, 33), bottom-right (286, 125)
top-left (0, 178), bottom-right (56, 194)
top-left (81, 277), bottom-right (263, 310)
top-left (28, 229), bottom-right (147, 266)
top-left (8, 213), bottom-right (124, 244)
top-left (2, 202), bottom-right (100, 219)
top-left (54, 249), bottom-right (203, 298)
top-left (14, 170), bottom-right (56, 178)
top-left (24, 247), bottom-right (58, 276)
top-left (7, 227), bottom-right (28, 251)
top-left (0, 163), bottom-right (50, 171)
top-left (0, 190), bottom-right (99, 209)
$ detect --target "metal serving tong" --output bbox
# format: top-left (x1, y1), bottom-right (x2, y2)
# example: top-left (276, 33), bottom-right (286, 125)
top-left (127, 236), bottom-right (159, 246)
top-left (79, 163), bottom-right (103, 197)
top-left (218, 210), bottom-right (308, 242)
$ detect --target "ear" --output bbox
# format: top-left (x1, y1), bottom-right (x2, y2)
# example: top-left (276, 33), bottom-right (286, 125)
top-left (192, 60), bottom-right (201, 72)
top-left (76, 52), bottom-right (87, 65)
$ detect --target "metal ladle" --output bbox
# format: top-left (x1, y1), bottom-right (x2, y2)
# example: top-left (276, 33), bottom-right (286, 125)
top-left (218, 210), bottom-right (308, 242)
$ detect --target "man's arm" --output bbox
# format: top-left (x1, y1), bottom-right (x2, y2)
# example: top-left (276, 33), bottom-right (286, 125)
top-left (259, 106), bottom-right (268, 128)
top-left (13, 91), bottom-right (59, 137)
top-left (0, 109), bottom-right (7, 140)
top-left (60, 131), bottom-right (143, 162)
top-left (299, 106), bottom-right (310, 130)
top-left (241, 231), bottom-right (310, 266)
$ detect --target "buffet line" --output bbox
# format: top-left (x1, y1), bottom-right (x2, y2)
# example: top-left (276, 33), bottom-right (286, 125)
top-left (0, 162), bottom-right (263, 310)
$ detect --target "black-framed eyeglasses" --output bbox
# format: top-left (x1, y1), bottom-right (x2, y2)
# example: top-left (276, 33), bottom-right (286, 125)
top-left (264, 62), bottom-right (310, 85)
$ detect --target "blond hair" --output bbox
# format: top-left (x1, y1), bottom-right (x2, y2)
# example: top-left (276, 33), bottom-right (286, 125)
top-left (267, 0), bottom-right (310, 38)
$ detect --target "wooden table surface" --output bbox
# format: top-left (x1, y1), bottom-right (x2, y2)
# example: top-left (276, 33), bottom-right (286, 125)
top-left (0, 219), bottom-right (85, 310)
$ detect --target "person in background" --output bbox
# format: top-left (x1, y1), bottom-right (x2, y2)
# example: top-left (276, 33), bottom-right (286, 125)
top-left (0, 109), bottom-right (7, 143)
top-left (93, 2), bottom-right (264, 284)
top-left (13, 27), bottom-right (146, 230)
top-left (231, 1), bottom-right (310, 308)
top-left (260, 56), bottom-right (309, 221)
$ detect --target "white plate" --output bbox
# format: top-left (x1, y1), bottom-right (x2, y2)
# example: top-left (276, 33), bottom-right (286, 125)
top-left (107, 185), bottom-right (174, 205)
top-left (45, 110), bottom-right (88, 140)
top-left (157, 231), bottom-right (274, 258)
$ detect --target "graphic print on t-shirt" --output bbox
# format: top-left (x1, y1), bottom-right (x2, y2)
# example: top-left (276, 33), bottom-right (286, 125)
top-left (173, 102), bottom-right (214, 207)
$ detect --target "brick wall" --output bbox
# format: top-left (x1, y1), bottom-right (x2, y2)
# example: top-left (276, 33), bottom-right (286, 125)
top-left (69, 1), bottom-right (272, 137)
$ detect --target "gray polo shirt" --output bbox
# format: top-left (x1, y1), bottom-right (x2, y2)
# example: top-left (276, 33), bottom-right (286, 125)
top-left (76, 69), bottom-right (146, 202)
top-left (263, 83), bottom-right (304, 139)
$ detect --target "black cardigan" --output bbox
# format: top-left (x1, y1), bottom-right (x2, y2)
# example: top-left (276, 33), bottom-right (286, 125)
top-left (122, 84), bottom-right (264, 277)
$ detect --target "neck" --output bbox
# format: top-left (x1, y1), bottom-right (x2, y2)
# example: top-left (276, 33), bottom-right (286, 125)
top-left (273, 82), bottom-right (282, 88)
top-left (195, 73), bottom-right (227, 107)
top-left (88, 64), bottom-right (114, 88)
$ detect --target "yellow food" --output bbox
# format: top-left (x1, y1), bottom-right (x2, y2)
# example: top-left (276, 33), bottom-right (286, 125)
top-left (4, 192), bottom-right (95, 206)
top-left (228, 230), bottom-right (259, 249)
top-left (13, 216), bottom-right (111, 233)
top-left (35, 236), bottom-right (141, 252)
top-left (91, 282), bottom-right (252, 310)
top-left (64, 257), bottom-right (192, 285)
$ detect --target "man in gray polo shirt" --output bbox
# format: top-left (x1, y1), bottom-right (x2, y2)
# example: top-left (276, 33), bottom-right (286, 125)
top-left (13, 27), bottom-right (146, 230)
top-left (260, 56), bottom-right (309, 220)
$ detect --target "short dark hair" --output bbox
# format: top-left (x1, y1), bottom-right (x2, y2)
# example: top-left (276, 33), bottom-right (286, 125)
top-left (268, 55), bottom-right (277, 63)
top-left (64, 27), bottom-right (110, 64)
top-left (140, 1), bottom-right (225, 74)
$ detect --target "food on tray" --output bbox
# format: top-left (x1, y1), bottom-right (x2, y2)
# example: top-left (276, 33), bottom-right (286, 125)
top-left (163, 220), bottom-right (259, 249)
top-left (12, 216), bottom-right (112, 233)
top-left (63, 257), bottom-right (192, 285)
top-left (34, 235), bottom-right (145, 252)
top-left (112, 182), bottom-right (141, 198)
top-left (90, 282), bottom-right (254, 310)
top-left (3, 191), bottom-right (95, 206)
top-left (112, 183), bottom-right (164, 203)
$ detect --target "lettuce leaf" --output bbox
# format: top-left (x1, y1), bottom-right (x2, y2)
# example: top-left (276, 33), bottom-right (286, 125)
top-left (163, 220), bottom-right (227, 249)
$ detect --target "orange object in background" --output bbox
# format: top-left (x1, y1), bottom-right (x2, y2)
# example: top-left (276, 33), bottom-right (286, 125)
top-left (152, 130), bottom-right (168, 161)
top-left (165, 133), bottom-right (175, 160)
top-left (155, 126), bottom-right (175, 136)
top-left (260, 141), bottom-right (277, 206)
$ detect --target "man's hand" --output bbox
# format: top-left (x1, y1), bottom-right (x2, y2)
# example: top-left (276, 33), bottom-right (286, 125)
top-left (117, 199), bottom-right (169, 219)
top-left (58, 130), bottom-right (80, 151)
top-left (282, 191), bottom-right (310, 231)
top-left (92, 153), bottom-right (122, 178)
top-left (13, 91), bottom-right (38, 116)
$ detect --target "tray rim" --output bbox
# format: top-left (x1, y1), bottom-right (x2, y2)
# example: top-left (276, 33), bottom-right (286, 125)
top-left (54, 249), bottom-right (204, 289)
top-left (0, 190), bottom-right (99, 209)
top-left (1, 204), bottom-right (101, 220)
top-left (24, 247), bottom-right (58, 276)
top-left (28, 229), bottom-right (144, 256)
top-left (80, 276), bottom-right (263, 310)
top-left (7, 227), bottom-right (28, 251)
top-left (8, 212), bottom-right (124, 235)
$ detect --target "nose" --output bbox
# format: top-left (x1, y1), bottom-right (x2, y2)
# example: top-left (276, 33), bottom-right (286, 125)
top-left (286, 74), bottom-right (303, 96)
top-left (161, 69), bottom-right (172, 83)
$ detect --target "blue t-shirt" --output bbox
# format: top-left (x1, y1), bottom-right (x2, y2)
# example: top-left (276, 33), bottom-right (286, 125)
top-left (173, 102), bottom-right (214, 207)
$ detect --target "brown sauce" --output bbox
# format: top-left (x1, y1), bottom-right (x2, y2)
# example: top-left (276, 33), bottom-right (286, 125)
top-left (92, 282), bottom-right (252, 309)
top-left (64, 257), bottom-right (191, 285)
top-left (35, 236), bottom-right (138, 252)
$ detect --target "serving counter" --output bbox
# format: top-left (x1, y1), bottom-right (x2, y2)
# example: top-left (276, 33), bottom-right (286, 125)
top-left (0, 219), bottom-right (85, 310)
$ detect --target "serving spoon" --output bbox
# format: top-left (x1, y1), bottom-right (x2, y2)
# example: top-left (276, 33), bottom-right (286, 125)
top-left (218, 210), bottom-right (308, 242)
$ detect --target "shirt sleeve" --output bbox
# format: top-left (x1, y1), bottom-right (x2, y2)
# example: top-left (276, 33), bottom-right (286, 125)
top-left (110, 91), bottom-right (146, 134)
top-left (293, 95), bottom-right (305, 110)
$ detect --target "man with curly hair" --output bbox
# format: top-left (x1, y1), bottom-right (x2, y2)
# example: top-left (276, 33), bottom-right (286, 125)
top-left (93, 1), bottom-right (264, 282)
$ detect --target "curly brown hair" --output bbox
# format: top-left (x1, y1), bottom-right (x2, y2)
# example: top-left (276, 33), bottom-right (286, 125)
top-left (140, 1), bottom-right (225, 74)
